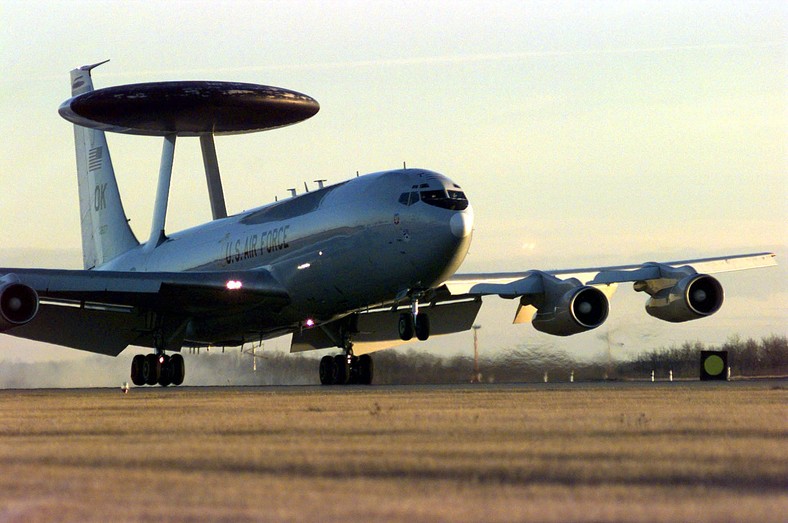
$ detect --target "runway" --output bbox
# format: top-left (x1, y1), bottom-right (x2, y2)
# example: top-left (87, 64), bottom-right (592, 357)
top-left (0, 381), bottom-right (786, 522)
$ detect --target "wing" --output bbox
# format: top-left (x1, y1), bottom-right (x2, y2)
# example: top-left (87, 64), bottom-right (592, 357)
top-left (288, 252), bottom-right (776, 354)
top-left (291, 299), bottom-right (482, 355)
top-left (0, 268), bottom-right (289, 355)
top-left (439, 252), bottom-right (777, 336)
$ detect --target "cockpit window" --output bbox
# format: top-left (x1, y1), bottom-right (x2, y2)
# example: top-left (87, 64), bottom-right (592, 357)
top-left (420, 189), bottom-right (469, 210)
top-left (398, 191), bottom-right (419, 206)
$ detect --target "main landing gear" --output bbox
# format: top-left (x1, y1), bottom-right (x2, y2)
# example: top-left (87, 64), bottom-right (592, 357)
top-left (319, 317), bottom-right (374, 386)
top-left (318, 298), bottom-right (431, 386)
top-left (319, 351), bottom-right (374, 386)
top-left (130, 352), bottom-right (185, 387)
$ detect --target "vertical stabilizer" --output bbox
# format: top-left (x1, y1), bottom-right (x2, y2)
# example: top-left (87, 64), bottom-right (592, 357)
top-left (69, 63), bottom-right (139, 269)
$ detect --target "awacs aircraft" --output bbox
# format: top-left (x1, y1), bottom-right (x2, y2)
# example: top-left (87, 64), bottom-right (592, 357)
top-left (0, 62), bottom-right (777, 386)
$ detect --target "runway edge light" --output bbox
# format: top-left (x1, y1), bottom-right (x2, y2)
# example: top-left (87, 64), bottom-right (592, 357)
top-left (700, 350), bottom-right (728, 381)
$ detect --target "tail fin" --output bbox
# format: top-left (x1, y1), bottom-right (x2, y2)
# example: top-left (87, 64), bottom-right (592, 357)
top-left (69, 63), bottom-right (139, 269)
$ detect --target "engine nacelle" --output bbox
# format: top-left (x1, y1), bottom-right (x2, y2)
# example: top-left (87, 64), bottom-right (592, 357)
top-left (0, 276), bottom-right (39, 331)
top-left (531, 285), bottom-right (609, 336)
top-left (645, 274), bottom-right (723, 323)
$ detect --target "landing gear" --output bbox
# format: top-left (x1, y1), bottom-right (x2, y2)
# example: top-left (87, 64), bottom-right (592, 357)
top-left (129, 352), bottom-right (185, 387)
top-left (169, 353), bottom-right (185, 385)
top-left (130, 354), bottom-right (146, 386)
top-left (398, 297), bottom-right (430, 341)
top-left (319, 343), bottom-right (374, 386)
top-left (398, 313), bottom-right (414, 340)
top-left (415, 313), bottom-right (430, 341)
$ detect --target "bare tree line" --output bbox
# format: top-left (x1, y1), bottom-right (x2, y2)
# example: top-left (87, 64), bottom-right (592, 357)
top-left (0, 335), bottom-right (784, 388)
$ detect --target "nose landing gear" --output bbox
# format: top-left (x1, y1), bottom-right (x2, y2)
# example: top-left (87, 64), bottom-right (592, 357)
top-left (398, 297), bottom-right (430, 341)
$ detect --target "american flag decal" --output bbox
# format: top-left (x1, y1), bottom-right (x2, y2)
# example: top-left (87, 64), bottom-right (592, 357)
top-left (88, 147), bottom-right (103, 172)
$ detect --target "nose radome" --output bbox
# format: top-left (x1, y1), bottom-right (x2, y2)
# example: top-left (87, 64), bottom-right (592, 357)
top-left (450, 207), bottom-right (473, 238)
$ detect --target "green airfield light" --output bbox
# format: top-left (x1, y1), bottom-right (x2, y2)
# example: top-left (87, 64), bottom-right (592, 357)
top-left (700, 350), bottom-right (728, 381)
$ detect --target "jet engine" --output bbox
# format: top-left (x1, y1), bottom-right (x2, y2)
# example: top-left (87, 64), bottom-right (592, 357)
top-left (644, 274), bottom-right (723, 323)
top-left (0, 275), bottom-right (39, 331)
top-left (529, 282), bottom-right (610, 336)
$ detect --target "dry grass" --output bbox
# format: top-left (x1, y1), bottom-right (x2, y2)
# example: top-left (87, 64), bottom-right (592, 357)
top-left (0, 382), bottom-right (785, 522)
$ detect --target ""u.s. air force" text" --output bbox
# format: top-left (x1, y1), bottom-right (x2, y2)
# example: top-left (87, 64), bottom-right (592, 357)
top-left (224, 225), bottom-right (290, 264)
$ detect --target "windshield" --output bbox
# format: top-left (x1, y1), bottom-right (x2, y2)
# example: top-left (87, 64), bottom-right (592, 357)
top-left (420, 189), bottom-right (469, 211)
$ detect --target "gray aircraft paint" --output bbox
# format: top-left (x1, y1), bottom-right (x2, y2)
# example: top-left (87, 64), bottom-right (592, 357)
top-left (98, 169), bottom-right (473, 344)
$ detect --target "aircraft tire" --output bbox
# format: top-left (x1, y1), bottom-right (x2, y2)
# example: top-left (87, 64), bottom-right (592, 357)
top-left (158, 355), bottom-right (172, 387)
top-left (398, 313), bottom-right (414, 341)
top-left (130, 354), bottom-right (146, 386)
top-left (415, 313), bottom-right (430, 341)
top-left (334, 355), bottom-right (349, 385)
top-left (170, 354), bottom-right (185, 386)
top-left (358, 354), bottom-right (373, 385)
top-left (319, 355), bottom-right (336, 385)
top-left (143, 354), bottom-right (161, 386)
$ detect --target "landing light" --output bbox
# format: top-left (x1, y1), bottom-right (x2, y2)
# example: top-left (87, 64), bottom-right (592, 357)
top-left (304, 318), bottom-right (315, 328)
top-left (226, 280), bottom-right (243, 290)
top-left (297, 263), bottom-right (311, 270)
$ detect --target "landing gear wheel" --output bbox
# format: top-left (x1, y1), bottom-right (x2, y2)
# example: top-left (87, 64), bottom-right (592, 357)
top-left (130, 354), bottom-right (146, 386)
top-left (334, 354), bottom-right (350, 385)
top-left (319, 355), bottom-right (337, 385)
top-left (357, 354), bottom-right (374, 385)
top-left (169, 353), bottom-right (185, 386)
top-left (142, 353), bottom-right (161, 385)
top-left (398, 313), bottom-right (414, 341)
top-left (415, 313), bottom-right (430, 341)
top-left (158, 355), bottom-right (172, 387)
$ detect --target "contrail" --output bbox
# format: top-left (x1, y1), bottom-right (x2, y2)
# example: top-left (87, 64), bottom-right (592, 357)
top-left (11, 40), bottom-right (783, 84)
top-left (96, 40), bottom-right (784, 79)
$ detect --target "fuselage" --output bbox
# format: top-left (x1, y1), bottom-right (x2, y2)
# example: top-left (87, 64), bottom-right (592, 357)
top-left (99, 169), bottom-right (474, 345)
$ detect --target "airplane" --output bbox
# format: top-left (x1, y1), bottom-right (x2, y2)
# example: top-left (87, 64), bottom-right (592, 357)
top-left (0, 62), bottom-right (777, 386)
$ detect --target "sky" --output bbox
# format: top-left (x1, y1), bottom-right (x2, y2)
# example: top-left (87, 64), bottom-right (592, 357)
top-left (0, 0), bottom-right (785, 365)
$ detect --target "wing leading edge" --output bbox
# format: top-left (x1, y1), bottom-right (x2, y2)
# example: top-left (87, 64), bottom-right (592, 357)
top-left (444, 252), bottom-right (777, 295)
top-left (441, 252), bottom-right (777, 336)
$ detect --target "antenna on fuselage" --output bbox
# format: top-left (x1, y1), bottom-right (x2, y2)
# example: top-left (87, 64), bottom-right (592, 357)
top-left (303, 181), bottom-right (309, 193)
top-left (288, 188), bottom-right (297, 197)
top-left (315, 179), bottom-right (326, 189)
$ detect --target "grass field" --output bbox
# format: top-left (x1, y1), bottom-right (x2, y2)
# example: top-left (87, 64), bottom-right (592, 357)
top-left (0, 382), bottom-right (785, 522)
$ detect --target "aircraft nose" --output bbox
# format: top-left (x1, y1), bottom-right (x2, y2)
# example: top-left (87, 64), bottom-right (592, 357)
top-left (450, 206), bottom-right (473, 239)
